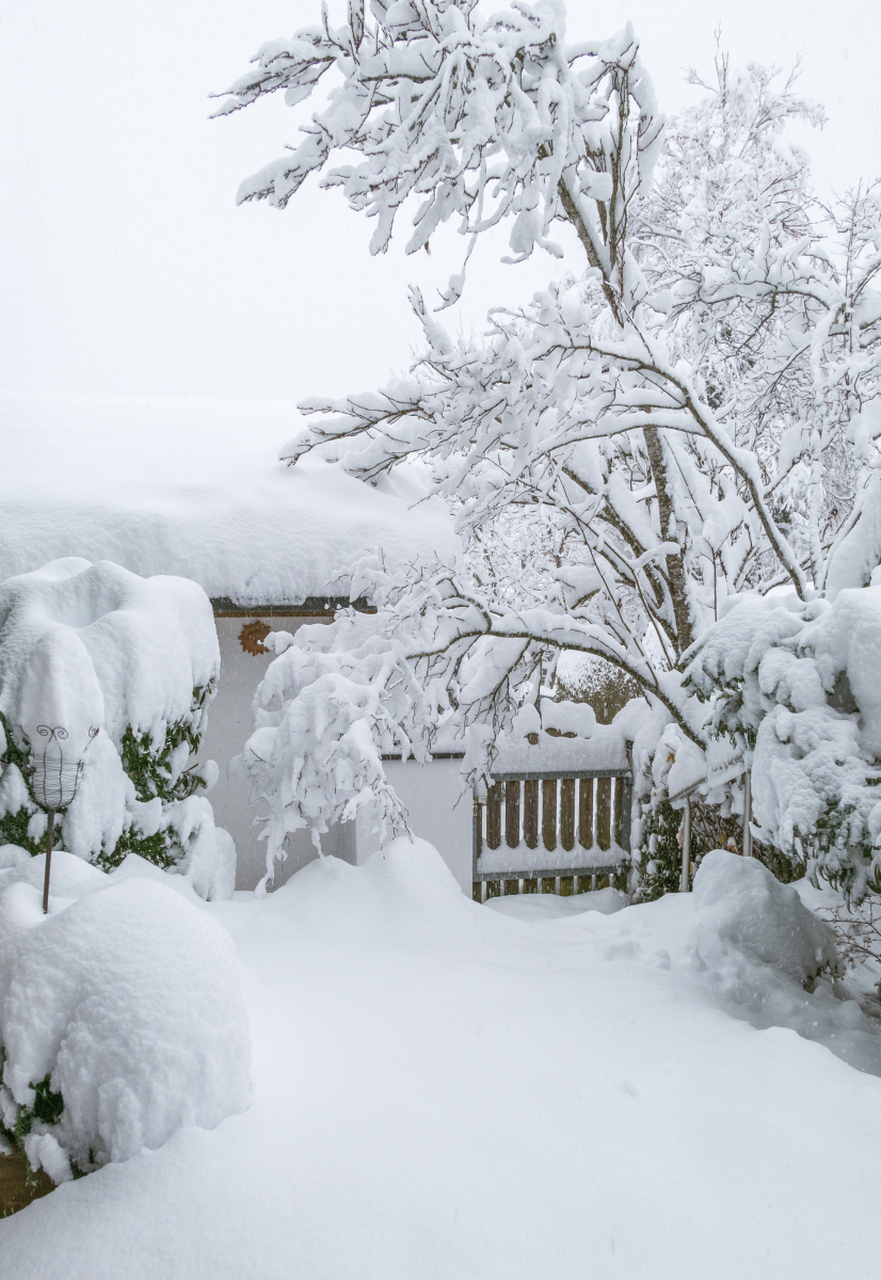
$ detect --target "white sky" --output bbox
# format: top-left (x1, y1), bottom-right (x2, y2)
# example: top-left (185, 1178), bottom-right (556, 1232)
top-left (1, 0), bottom-right (878, 404)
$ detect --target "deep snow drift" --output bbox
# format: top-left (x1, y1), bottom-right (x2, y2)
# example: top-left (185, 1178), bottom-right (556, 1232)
top-left (0, 840), bottom-right (879, 1279)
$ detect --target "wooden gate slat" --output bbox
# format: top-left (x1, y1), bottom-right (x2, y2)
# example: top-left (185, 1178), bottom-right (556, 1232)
top-left (486, 782), bottom-right (502, 850)
top-left (596, 775), bottom-right (612, 851)
top-left (579, 777), bottom-right (594, 849)
top-left (616, 777), bottom-right (633, 851)
top-left (613, 777), bottom-right (627, 849)
top-left (542, 778), bottom-right (557, 852)
top-left (560, 778), bottom-right (576, 851)
top-left (505, 780), bottom-right (521, 848)
top-left (523, 780), bottom-right (539, 849)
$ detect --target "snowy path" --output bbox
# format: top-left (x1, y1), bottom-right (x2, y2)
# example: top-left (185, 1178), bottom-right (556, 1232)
top-left (1, 845), bottom-right (879, 1279)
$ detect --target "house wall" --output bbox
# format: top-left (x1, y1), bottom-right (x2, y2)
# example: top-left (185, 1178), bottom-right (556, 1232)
top-left (354, 757), bottom-right (473, 893)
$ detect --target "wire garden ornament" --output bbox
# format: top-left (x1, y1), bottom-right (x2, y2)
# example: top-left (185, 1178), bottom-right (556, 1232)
top-left (27, 724), bottom-right (99, 914)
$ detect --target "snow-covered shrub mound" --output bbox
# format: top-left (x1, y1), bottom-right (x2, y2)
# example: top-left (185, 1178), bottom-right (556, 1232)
top-left (0, 558), bottom-right (235, 898)
top-left (687, 586), bottom-right (881, 895)
top-left (0, 848), bottom-right (107, 899)
top-left (0, 870), bottom-right (250, 1181)
top-left (688, 852), bottom-right (880, 1073)
top-left (272, 836), bottom-right (466, 934)
top-left (692, 850), bottom-right (837, 982)
top-left (0, 843), bottom-right (29, 872)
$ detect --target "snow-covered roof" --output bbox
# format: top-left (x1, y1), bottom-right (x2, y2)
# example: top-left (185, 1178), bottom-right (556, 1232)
top-left (0, 394), bottom-right (456, 607)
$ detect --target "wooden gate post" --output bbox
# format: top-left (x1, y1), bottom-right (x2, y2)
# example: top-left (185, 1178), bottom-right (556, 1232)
top-left (472, 793), bottom-right (483, 901)
top-left (742, 771), bottom-right (753, 858)
top-left (679, 796), bottom-right (691, 892)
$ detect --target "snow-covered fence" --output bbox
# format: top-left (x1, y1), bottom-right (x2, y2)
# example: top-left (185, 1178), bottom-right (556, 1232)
top-left (473, 766), bottom-right (632, 901)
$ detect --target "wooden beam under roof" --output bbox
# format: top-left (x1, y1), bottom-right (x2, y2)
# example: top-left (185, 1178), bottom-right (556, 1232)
top-left (210, 596), bottom-right (376, 617)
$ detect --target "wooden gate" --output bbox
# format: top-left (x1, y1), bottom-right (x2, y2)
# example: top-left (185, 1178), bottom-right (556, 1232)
top-left (472, 768), bottom-right (632, 901)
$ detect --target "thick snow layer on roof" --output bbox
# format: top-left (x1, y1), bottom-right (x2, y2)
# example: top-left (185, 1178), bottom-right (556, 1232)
top-left (0, 395), bottom-right (456, 606)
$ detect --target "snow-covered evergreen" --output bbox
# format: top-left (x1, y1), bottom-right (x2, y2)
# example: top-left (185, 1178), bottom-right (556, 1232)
top-left (0, 559), bottom-right (235, 900)
top-left (687, 582), bottom-right (881, 896)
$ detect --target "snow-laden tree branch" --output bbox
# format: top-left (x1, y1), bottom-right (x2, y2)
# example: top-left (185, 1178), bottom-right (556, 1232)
top-left (214, 0), bottom-right (661, 288)
top-left (231, 610), bottom-right (432, 879)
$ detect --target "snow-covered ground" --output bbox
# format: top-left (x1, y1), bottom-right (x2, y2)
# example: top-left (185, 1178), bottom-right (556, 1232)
top-left (1, 841), bottom-right (880, 1279)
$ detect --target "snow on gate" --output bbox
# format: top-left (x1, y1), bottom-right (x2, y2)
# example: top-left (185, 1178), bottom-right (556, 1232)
top-left (472, 764), bottom-right (633, 901)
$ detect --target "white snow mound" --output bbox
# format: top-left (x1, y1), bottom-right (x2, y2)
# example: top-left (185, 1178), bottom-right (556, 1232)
top-left (688, 852), bottom-right (879, 1074)
top-left (267, 836), bottom-right (468, 945)
top-left (692, 849), bottom-right (837, 982)
top-left (0, 849), bottom-right (106, 899)
top-left (0, 872), bottom-right (250, 1179)
top-left (485, 886), bottom-right (629, 920)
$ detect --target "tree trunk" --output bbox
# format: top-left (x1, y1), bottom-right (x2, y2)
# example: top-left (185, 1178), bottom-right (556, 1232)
top-left (642, 425), bottom-right (694, 658)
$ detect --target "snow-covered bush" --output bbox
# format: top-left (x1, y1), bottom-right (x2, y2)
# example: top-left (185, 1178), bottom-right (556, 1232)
top-left (0, 558), bottom-right (235, 899)
top-left (692, 849), bottom-right (837, 984)
top-left (683, 851), bottom-right (881, 1073)
top-left (688, 584), bottom-right (881, 897)
top-left (233, 607), bottom-right (431, 883)
top-left (0, 855), bottom-right (250, 1180)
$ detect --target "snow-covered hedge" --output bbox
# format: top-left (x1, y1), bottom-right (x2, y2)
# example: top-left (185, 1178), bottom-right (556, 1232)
top-left (0, 853), bottom-right (250, 1180)
top-left (0, 558), bottom-right (235, 899)
top-left (687, 583), bottom-right (881, 897)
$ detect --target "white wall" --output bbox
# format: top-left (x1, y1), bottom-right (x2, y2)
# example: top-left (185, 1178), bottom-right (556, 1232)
top-left (355, 757), bottom-right (473, 894)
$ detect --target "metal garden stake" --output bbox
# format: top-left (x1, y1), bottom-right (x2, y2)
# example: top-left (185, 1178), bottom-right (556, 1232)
top-left (27, 725), bottom-right (98, 913)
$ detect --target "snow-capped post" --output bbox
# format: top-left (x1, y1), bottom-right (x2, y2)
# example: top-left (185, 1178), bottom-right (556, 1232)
top-left (27, 724), bottom-right (99, 912)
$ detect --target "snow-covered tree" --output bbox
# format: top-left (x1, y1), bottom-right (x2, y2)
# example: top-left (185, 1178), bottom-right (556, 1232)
top-left (0, 559), bottom-right (236, 900)
top-left (218, 2), bottom-right (881, 889)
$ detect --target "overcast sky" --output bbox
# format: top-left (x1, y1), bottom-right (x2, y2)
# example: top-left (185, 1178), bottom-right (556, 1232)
top-left (1, 0), bottom-right (878, 405)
